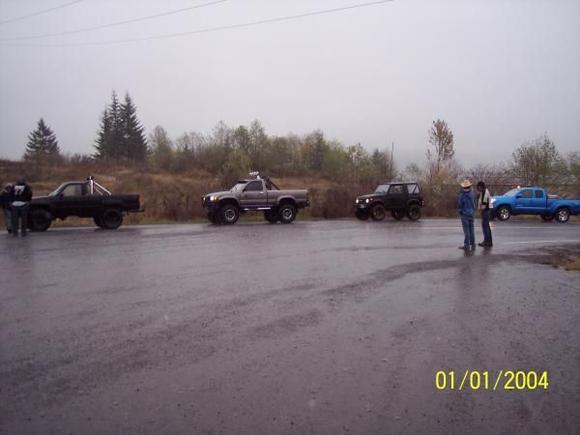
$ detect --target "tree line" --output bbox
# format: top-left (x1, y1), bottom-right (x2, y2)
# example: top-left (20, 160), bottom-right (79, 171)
top-left (21, 92), bottom-right (579, 199)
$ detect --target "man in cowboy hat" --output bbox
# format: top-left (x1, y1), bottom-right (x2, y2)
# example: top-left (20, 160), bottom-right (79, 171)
top-left (457, 179), bottom-right (476, 250)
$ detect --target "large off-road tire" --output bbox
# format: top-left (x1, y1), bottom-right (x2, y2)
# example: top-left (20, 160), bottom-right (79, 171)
top-left (208, 212), bottom-right (220, 225)
top-left (496, 205), bottom-right (511, 221)
top-left (278, 203), bottom-right (297, 224)
top-left (391, 209), bottom-right (405, 221)
top-left (29, 209), bottom-right (52, 232)
top-left (370, 203), bottom-right (386, 221)
top-left (100, 208), bottom-right (123, 230)
top-left (219, 204), bottom-right (239, 225)
top-left (264, 209), bottom-right (279, 223)
top-left (93, 215), bottom-right (104, 228)
top-left (406, 204), bottom-right (421, 221)
top-left (540, 214), bottom-right (554, 222)
top-left (555, 208), bottom-right (570, 223)
top-left (355, 209), bottom-right (370, 221)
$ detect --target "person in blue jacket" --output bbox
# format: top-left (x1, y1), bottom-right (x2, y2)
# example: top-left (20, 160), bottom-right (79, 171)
top-left (457, 179), bottom-right (476, 250)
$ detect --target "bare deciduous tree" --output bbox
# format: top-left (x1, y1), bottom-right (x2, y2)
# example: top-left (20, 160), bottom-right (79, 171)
top-left (426, 119), bottom-right (455, 178)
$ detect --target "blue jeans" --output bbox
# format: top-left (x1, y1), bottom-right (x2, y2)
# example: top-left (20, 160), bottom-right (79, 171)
top-left (461, 215), bottom-right (475, 248)
top-left (11, 204), bottom-right (28, 236)
top-left (481, 209), bottom-right (492, 245)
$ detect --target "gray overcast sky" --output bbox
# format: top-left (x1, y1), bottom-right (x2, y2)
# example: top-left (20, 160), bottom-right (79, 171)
top-left (0, 0), bottom-right (579, 168)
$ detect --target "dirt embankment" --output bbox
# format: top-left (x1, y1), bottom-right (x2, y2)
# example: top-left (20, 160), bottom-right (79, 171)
top-left (1, 160), bottom-right (578, 225)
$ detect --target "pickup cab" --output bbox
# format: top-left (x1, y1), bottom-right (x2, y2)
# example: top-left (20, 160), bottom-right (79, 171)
top-left (28, 178), bottom-right (141, 231)
top-left (492, 187), bottom-right (580, 223)
top-left (202, 175), bottom-right (309, 225)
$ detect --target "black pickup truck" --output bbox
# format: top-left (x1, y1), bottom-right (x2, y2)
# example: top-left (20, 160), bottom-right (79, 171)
top-left (27, 178), bottom-right (141, 231)
top-left (354, 181), bottom-right (424, 221)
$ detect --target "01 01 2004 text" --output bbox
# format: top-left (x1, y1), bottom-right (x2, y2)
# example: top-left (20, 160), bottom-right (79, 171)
top-left (434, 370), bottom-right (549, 391)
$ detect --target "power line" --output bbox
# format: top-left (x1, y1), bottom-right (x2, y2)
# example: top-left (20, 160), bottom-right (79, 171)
top-left (1, 0), bottom-right (394, 47)
top-left (0, 0), bottom-right (83, 26)
top-left (0, 0), bottom-right (228, 42)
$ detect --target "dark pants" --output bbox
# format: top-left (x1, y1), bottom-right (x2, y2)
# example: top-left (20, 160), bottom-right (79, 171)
top-left (461, 215), bottom-right (475, 248)
top-left (11, 204), bottom-right (28, 236)
top-left (481, 209), bottom-right (493, 245)
top-left (3, 209), bottom-right (11, 233)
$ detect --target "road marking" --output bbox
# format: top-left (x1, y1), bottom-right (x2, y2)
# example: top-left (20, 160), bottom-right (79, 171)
top-left (502, 240), bottom-right (580, 245)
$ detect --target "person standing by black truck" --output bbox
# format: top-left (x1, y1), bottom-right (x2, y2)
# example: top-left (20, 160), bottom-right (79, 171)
top-left (1, 184), bottom-right (14, 234)
top-left (11, 179), bottom-right (32, 237)
top-left (476, 181), bottom-right (493, 247)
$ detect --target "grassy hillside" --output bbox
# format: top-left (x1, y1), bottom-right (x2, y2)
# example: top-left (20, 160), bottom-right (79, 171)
top-left (0, 160), bottom-right (364, 224)
top-left (1, 160), bottom-right (577, 226)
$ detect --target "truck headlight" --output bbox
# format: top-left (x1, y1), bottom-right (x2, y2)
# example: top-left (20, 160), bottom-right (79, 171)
top-left (209, 195), bottom-right (219, 201)
top-left (365, 198), bottom-right (370, 203)
top-left (355, 199), bottom-right (359, 204)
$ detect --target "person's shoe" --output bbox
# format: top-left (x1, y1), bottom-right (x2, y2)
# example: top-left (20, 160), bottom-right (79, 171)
top-left (470, 245), bottom-right (476, 251)
top-left (478, 242), bottom-right (487, 247)
top-left (458, 246), bottom-right (468, 250)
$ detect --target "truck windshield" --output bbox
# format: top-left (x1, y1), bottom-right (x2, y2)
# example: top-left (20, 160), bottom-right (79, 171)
top-left (230, 182), bottom-right (248, 193)
top-left (504, 189), bottom-right (521, 197)
top-left (49, 184), bottom-right (67, 196)
top-left (375, 184), bottom-right (390, 194)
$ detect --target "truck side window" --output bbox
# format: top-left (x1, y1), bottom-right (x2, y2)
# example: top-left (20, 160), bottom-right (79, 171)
top-left (61, 184), bottom-right (83, 197)
top-left (245, 181), bottom-right (263, 192)
top-left (388, 185), bottom-right (404, 195)
top-left (520, 190), bottom-right (533, 198)
top-left (408, 184), bottom-right (419, 194)
top-left (535, 190), bottom-right (544, 198)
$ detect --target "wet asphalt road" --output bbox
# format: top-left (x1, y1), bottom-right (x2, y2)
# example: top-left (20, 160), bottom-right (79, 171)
top-left (1, 219), bottom-right (580, 434)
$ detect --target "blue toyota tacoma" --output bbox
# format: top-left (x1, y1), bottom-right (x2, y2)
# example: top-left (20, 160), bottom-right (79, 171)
top-left (492, 187), bottom-right (580, 223)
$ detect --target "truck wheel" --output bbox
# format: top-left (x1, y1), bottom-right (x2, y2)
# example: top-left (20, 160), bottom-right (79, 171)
top-left (406, 204), bottom-right (421, 221)
top-left (496, 206), bottom-right (511, 221)
top-left (355, 209), bottom-right (370, 221)
top-left (29, 209), bottom-right (52, 232)
top-left (278, 203), bottom-right (296, 224)
top-left (208, 212), bottom-right (220, 225)
top-left (93, 215), bottom-right (104, 228)
top-left (101, 209), bottom-right (123, 230)
top-left (370, 204), bottom-right (386, 221)
top-left (556, 208), bottom-right (570, 223)
top-left (264, 210), bottom-right (279, 223)
top-left (219, 204), bottom-right (239, 225)
top-left (540, 214), bottom-right (554, 222)
top-left (391, 209), bottom-right (405, 221)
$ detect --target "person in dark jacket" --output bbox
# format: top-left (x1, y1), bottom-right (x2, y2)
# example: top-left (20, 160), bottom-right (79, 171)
top-left (1, 184), bottom-right (14, 234)
top-left (11, 179), bottom-right (32, 237)
top-left (457, 179), bottom-right (476, 250)
top-left (476, 181), bottom-right (493, 247)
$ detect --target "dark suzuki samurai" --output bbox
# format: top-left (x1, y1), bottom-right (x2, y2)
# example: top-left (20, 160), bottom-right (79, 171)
top-left (27, 177), bottom-right (141, 231)
top-left (354, 181), bottom-right (424, 221)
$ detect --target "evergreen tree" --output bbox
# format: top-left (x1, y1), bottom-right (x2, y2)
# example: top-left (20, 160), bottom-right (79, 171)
top-left (23, 118), bottom-right (61, 162)
top-left (93, 108), bottom-right (112, 160)
top-left (120, 93), bottom-right (147, 162)
top-left (94, 91), bottom-right (123, 160)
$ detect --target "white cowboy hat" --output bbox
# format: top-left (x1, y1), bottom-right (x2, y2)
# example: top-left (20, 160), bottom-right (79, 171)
top-left (460, 179), bottom-right (472, 188)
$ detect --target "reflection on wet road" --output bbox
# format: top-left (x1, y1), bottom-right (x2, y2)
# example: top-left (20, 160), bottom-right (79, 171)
top-left (1, 219), bottom-right (579, 434)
